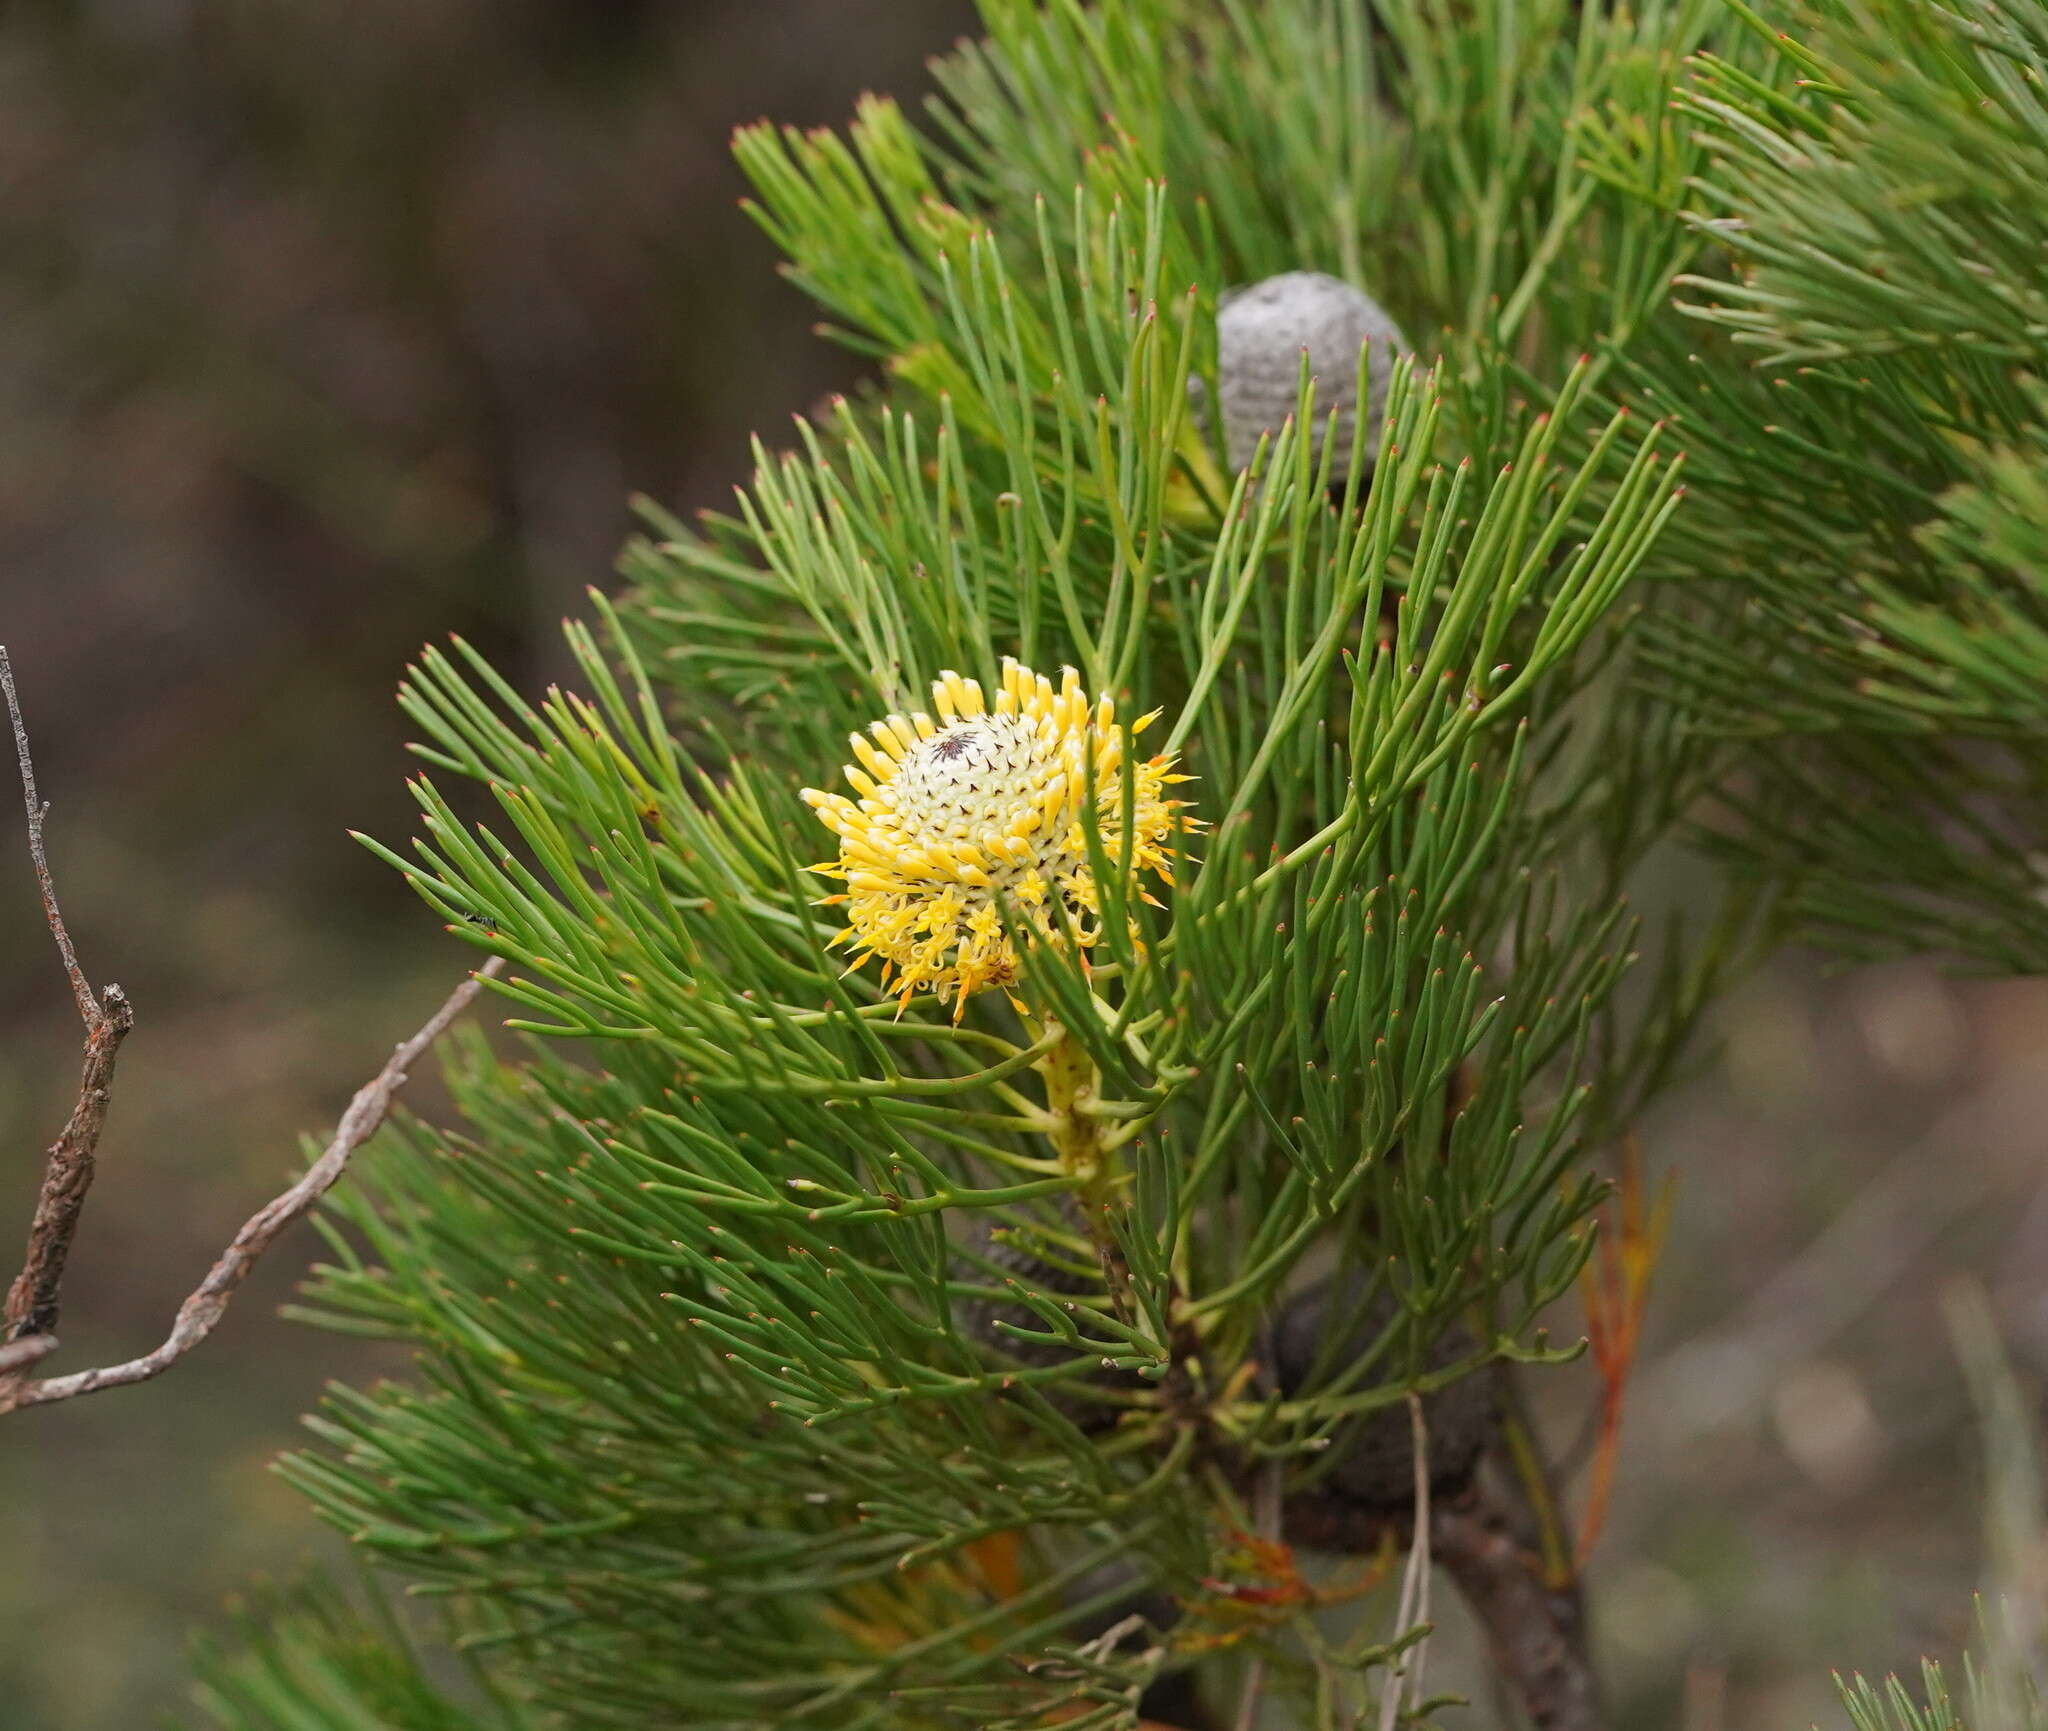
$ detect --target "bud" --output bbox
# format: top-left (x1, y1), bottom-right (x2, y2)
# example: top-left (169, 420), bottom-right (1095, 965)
top-left (1214, 270), bottom-right (1409, 484)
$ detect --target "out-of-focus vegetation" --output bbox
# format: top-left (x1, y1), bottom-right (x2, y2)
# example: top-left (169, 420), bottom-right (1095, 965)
top-left (1, 4), bottom-right (2044, 1729)
top-left (1594, 955), bottom-right (2048, 1729)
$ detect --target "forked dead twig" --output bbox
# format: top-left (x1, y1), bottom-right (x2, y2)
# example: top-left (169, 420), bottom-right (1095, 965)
top-left (0, 641), bottom-right (501, 1414)
top-left (0, 957), bottom-right (500, 1413)
top-left (1, 644), bottom-right (133, 1349)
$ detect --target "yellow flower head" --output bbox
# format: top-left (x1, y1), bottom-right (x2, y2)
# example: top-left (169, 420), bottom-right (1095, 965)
top-left (802, 660), bottom-right (1190, 1011)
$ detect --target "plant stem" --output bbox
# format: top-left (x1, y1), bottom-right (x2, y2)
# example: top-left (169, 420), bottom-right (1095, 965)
top-left (1434, 1475), bottom-right (1604, 1731)
top-left (1037, 1017), bottom-right (1109, 1183)
top-left (1035, 1017), bottom-right (1135, 1326)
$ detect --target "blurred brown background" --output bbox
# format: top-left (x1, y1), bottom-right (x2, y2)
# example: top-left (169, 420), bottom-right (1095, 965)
top-left (0, 4), bottom-right (2040, 1728)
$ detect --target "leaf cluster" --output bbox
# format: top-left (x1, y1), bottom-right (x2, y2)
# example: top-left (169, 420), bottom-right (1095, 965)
top-left (1616, 0), bottom-right (2048, 969)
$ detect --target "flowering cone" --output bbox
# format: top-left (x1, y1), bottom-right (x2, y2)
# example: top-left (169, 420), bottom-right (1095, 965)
top-left (803, 660), bottom-right (1191, 1010)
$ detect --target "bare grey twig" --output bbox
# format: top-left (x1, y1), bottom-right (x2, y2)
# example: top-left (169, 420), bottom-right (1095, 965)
top-left (1377, 1395), bottom-right (1434, 1731)
top-left (1, 644), bottom-right (132, 1350)
top-left (1, 645), bottom-right (93, 1025)
top-left (1231, 1325), bottom-right (1283, 1731)
top-left (0, 957), bottom-right (502, 1414)
top-left (3, 985), bottom-right (132, 1346)
top-left (0, 641), bottom-right (502, 1413)
top-left (0, 1334), bottom-right (58, 1375)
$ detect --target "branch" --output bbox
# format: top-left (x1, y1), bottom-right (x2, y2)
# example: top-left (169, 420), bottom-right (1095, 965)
top-left (1377, 1395), bottom-right (1434, 1731)
top-left (1432, 1475), bottom-right (1605, 1731)
top-left (1, 644), bottom-right (132, 1346)
top-left (0, 1335), bottom-right (58, 1376)
top-left (1280, 1439), bottom-right (1605, 1731)
top-left (1, 644), bottom-right (503, 1412)
top-left (1, 645), bottom-right (93, 1025)
top-left (4, 986), bottom-right (133, 1342)
top-left (1231, 1325), bottom-right (1283, 1731)
top-left (0, 957), bottom-right (502, 1414)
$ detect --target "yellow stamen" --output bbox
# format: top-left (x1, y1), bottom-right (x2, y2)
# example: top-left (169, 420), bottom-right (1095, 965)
top-left (803, 659), bottom-right (1194, 1011)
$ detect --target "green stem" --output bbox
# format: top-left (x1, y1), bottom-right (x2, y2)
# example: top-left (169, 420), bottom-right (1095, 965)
top-left (1035, 1017), bottom-right (1109, 1184)
top-left (1033, 1017), bottom-right (1136, 1326)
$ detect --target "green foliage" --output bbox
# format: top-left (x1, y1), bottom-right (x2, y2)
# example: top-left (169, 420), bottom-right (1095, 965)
top-left (326, 313), bottom-right (1681, 1731)
top-left (1835, 1663), bottom-right (1967, 1731)
top-left (1615, 0), bottom-right (2048, 969)
top-left (186, 1576), bottom-right (537, 1731)
top-left (1832, 1648), bottom-right (2045, 1731)
top-left (190, 0), bottom-right (2048, 1726)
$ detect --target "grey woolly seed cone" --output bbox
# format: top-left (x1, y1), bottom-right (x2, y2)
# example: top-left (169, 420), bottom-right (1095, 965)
top-left (955, 1195), bottom-right (1148, 1431)
top-left (1272, 1270), bottom-right (1497, 1509)
top-left (1215, 270), bottom-right (1409, 481)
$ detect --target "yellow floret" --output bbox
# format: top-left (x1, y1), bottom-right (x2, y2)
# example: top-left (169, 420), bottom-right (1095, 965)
top-left (801, 660), bottom-right (1192, 1012)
